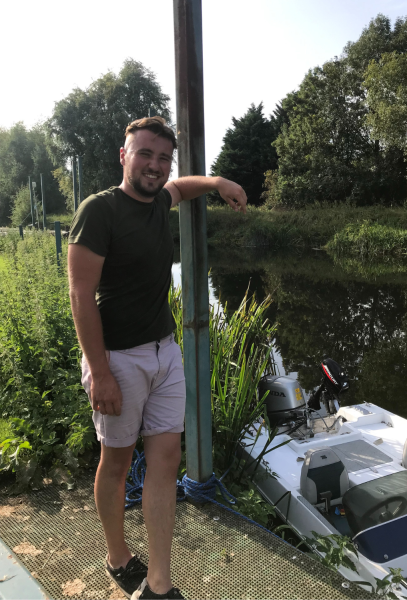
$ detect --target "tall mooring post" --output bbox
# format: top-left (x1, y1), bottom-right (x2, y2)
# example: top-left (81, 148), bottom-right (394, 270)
top-left (72, 157), bottom-right (78, 212)
top-left (28, 176), bottom-right (35, 228)
top-left (173, 0), bottom-right (212, 484)
top-left (40, 173), bottom-right (47, 229)
top-left (77, 156), bottom-right (84, 205)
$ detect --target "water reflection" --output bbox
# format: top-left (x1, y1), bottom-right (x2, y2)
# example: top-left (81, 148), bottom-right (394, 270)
top-left (173, 247), bottom-right (407, 418)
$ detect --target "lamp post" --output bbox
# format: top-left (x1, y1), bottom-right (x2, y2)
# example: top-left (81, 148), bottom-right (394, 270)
top-left (28, 176), bottom-right (35, 228)
top-left (32, 181), bottom-right (40, 229)
top-left (77, 156), bottom-right (84, 205)
top-left (40, 173), bottom-right (47, 229)
top-left (72, 157), bottom-right (78, 212)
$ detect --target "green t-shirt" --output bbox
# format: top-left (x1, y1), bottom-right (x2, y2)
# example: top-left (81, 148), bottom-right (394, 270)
top-left (68, 186), bottom-right (175, 350)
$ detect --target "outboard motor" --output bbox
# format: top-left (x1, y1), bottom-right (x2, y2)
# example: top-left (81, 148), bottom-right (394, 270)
top-left (259, 375), bottom-right (306, 426)
top-left (308, 357), bottom-right (349, 415)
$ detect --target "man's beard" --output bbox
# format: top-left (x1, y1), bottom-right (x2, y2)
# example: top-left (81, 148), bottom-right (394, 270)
top-left (128, 174), bottom-right (164, 198)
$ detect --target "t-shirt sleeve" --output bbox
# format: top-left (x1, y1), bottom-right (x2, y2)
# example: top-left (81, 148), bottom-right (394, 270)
top-left (68, 196), bottom-right (113, 257)
top-left (161, 187), bottom-right (173, 211)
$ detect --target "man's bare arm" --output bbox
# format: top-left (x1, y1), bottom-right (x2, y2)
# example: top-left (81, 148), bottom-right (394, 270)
top-left (165, 176), bottom-right (247, 213)
top-left (68, 244), bottom-right (122, 416)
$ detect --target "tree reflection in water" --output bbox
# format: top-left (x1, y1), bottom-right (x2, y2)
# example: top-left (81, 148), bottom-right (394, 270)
top-left (207, 247), bottom-right (407, 417)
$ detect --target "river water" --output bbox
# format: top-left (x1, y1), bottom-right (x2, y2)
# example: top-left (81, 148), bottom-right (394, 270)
top-left (173, 246), bottom-right (407, 419)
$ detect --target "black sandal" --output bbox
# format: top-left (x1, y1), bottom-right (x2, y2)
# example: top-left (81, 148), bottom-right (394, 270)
top-left (105, 555), bottom-right (148, 598)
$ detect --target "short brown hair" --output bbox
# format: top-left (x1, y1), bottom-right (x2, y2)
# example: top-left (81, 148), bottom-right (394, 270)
top-left (125, 116), bottom-right (177, 150)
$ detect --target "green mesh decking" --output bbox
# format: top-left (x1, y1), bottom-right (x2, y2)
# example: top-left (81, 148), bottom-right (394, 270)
top-left (0, 474), bottom-right (375, 600)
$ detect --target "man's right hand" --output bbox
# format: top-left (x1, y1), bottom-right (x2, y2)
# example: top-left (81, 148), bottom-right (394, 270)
top-left (90, 371), bottom-right (123, 416)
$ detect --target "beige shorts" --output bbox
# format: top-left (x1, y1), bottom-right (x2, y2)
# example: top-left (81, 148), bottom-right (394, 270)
top-left (81, 334), bottom-right (186, 448)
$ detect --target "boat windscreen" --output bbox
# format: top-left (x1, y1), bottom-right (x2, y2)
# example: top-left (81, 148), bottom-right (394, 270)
top-left (343, 471), bottom-right (407, 537)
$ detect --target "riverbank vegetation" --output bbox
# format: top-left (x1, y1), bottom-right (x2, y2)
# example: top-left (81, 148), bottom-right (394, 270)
top-left (169, 204), bottom-right (407, 257)
top-left (7, 200), bottom-right (407, 258)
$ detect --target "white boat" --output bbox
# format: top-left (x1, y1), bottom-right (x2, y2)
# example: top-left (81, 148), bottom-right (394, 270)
top-left (241, 358), bottom-right (407, 594)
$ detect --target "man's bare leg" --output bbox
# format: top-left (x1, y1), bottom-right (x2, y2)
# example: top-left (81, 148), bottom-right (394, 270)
top-left (95, 442), bottom-right (136, 568)
top-left (142, 432), bottom-right (181, 594)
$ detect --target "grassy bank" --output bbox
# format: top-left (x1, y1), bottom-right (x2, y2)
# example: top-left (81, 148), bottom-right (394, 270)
top-left (9, 203), bottom-right (407, 257)
top-left (170, 205), bottom-right (407, 257)
top-left (326, 221), bottom-right (407, 258)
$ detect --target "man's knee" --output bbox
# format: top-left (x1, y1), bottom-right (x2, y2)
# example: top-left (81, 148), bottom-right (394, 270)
top-left (166, 444), bottom-right (181, 470)
top-left (144, 433), bottom-right (181, 473)
top-left (98, 444), bottom-right (134, 480)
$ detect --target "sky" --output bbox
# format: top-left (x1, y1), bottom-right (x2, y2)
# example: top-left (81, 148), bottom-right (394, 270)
top-left (2, 0), bottom-right (407, 177)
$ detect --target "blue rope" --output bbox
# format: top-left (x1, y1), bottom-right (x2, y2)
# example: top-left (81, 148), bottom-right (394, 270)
top-left (125, 450), bottom-right (186, 507)
top-left (125, 450), bottom-right (145, 507)
top-left (181, 473), bottom-right (237, 505)
top-left (125, 450), bottom-right (283, 541)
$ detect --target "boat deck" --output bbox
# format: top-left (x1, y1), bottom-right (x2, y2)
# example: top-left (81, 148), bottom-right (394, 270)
top-left (0, 471), bottom-right (377, 600)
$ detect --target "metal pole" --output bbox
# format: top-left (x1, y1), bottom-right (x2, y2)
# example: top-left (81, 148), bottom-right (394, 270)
top-left (28, 176), bottom-right (35, 228)
top-left (35, 195), bottom-right (40, 229)
top-left (18, 225), bottom-right (24, 240)
top-left (77, 156), bottom-right (84, 205)
top-left (40, 173), bottom-right (47, 229)
top-left (173, 0), bottom-right (212, 484)
top-left (72, 157), bottom-right (78, 212)
top-left (54, 221), bottom-right (62, 266)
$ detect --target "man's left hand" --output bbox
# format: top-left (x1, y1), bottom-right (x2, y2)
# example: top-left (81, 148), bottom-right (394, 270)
top-left (217, 178), bottom-right (247, 214)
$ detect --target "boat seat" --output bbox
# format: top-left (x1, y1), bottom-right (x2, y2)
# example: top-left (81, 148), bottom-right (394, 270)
top-left (402, 439), bottom-right (407, 468)
top-left (300, 447), bottom-right (349, 507)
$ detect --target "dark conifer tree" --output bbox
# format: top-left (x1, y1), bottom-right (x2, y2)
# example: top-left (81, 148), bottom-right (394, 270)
top-left (208, 103), bottom-right (276, 206)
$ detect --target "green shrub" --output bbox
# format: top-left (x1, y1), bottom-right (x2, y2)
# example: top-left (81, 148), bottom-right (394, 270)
top-left (171, 204), bottom-right (407, 255)
top-left (10, 185), bottom-right (35, 227)
top-left (46, 213), bottom-right (73, 229)
top-left (326, 220), bottom-right (407, 257)
top-left (0, 232), bottom-right (94, 490)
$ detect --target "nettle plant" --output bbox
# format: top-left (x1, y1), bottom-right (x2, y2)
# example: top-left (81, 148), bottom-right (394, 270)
top-left (0, 232), bottom-right (94, 490)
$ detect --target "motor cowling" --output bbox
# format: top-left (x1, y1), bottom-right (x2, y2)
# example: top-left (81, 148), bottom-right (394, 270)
top-left (321, 358), bottom-right (349, 396)
top-left (308, 358), bottom-right (350, 414)
top-left (259, 375), bottom-right (306, 426)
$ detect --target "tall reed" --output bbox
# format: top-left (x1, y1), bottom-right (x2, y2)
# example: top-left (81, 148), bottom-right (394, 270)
top-left (210, 292), bottom-right (277, 472)
top-left (169, 285), bottom-right (277, 473)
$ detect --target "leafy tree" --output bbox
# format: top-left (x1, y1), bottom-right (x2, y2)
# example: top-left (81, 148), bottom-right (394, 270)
top-left (0, 123), bottom-right (65, 226)
top-left (52, 167), bottom-right (75, 213)
top-left (208, 103), bottom-right (278, 206)
top-left (46, 59), bottom-right (172, 197)
top-left (345, 14), bottom-right (407, 72)
top-left (364, 51), bottom-right (407, 153)
top-left (267, 14), bottom-right (407, 208)
top-left (10, 186), bottom-right (33, 227)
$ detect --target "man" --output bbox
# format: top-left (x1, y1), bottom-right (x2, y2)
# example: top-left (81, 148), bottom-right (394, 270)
top-left (68, 117), bottom-right (247, 600)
